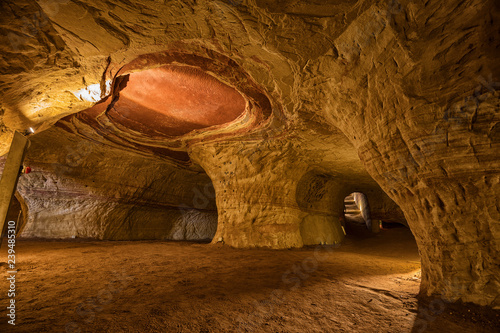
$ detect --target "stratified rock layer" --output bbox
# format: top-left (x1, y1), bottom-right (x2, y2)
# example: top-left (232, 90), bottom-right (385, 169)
top-left (5, 127), bottom-right (218, 241)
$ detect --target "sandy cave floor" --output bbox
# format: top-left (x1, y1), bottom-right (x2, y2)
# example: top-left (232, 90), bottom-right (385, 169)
top-left (0, 227), bottom-right (498, 333)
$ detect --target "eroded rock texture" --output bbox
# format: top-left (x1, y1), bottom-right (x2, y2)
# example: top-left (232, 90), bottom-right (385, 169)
top-left (0, 0), bottom-right (498, 307)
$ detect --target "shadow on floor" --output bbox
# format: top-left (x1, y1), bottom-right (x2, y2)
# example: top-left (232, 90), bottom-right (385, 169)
top-left (410, 295), bottom-right (500, 333)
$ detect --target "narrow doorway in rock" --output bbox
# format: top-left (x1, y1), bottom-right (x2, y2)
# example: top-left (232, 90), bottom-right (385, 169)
top-left (172, 178), bottom-right (218, 243)
top-left (3, 194), bottom-right (26, 236)
top-left (343, 192), bottom-right (378, 235)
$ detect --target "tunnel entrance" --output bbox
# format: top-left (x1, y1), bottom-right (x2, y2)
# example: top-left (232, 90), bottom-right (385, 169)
top-left (342, 191), bottom-right (410, 238)
top-left (173, 179), bottom-right (218, 243)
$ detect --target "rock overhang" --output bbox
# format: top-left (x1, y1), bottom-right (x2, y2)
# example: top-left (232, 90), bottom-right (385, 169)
top-left (55, 49), bottom-right (279, 162)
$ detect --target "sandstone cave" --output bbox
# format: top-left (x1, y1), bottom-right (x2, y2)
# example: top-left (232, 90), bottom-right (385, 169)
top-left (0, 0), bottom-right (499, 332)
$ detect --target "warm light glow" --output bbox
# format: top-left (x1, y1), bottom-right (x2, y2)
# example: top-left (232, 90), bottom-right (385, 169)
top-left (94, 66), bottom-right (247, 136)
top-left (74, 81), bottom-right (112, 102)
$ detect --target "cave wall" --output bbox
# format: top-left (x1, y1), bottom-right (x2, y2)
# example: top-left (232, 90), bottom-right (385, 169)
top-left (0, 0), bottom-right (498, 308)
top-left (189, 141), bottom-right (350, 248)
top-left (5, 127), bottom-right (218, 241)
top-left (298, 0), bottom-right (500, 306)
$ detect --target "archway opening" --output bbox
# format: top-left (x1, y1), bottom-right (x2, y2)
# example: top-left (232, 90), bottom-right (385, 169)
top-left (171, 177), bottom-right (218, 243)
top-left (343, 192), bottom-right (376, 236)
top-left (342, 191), bottom-right (409, 237)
